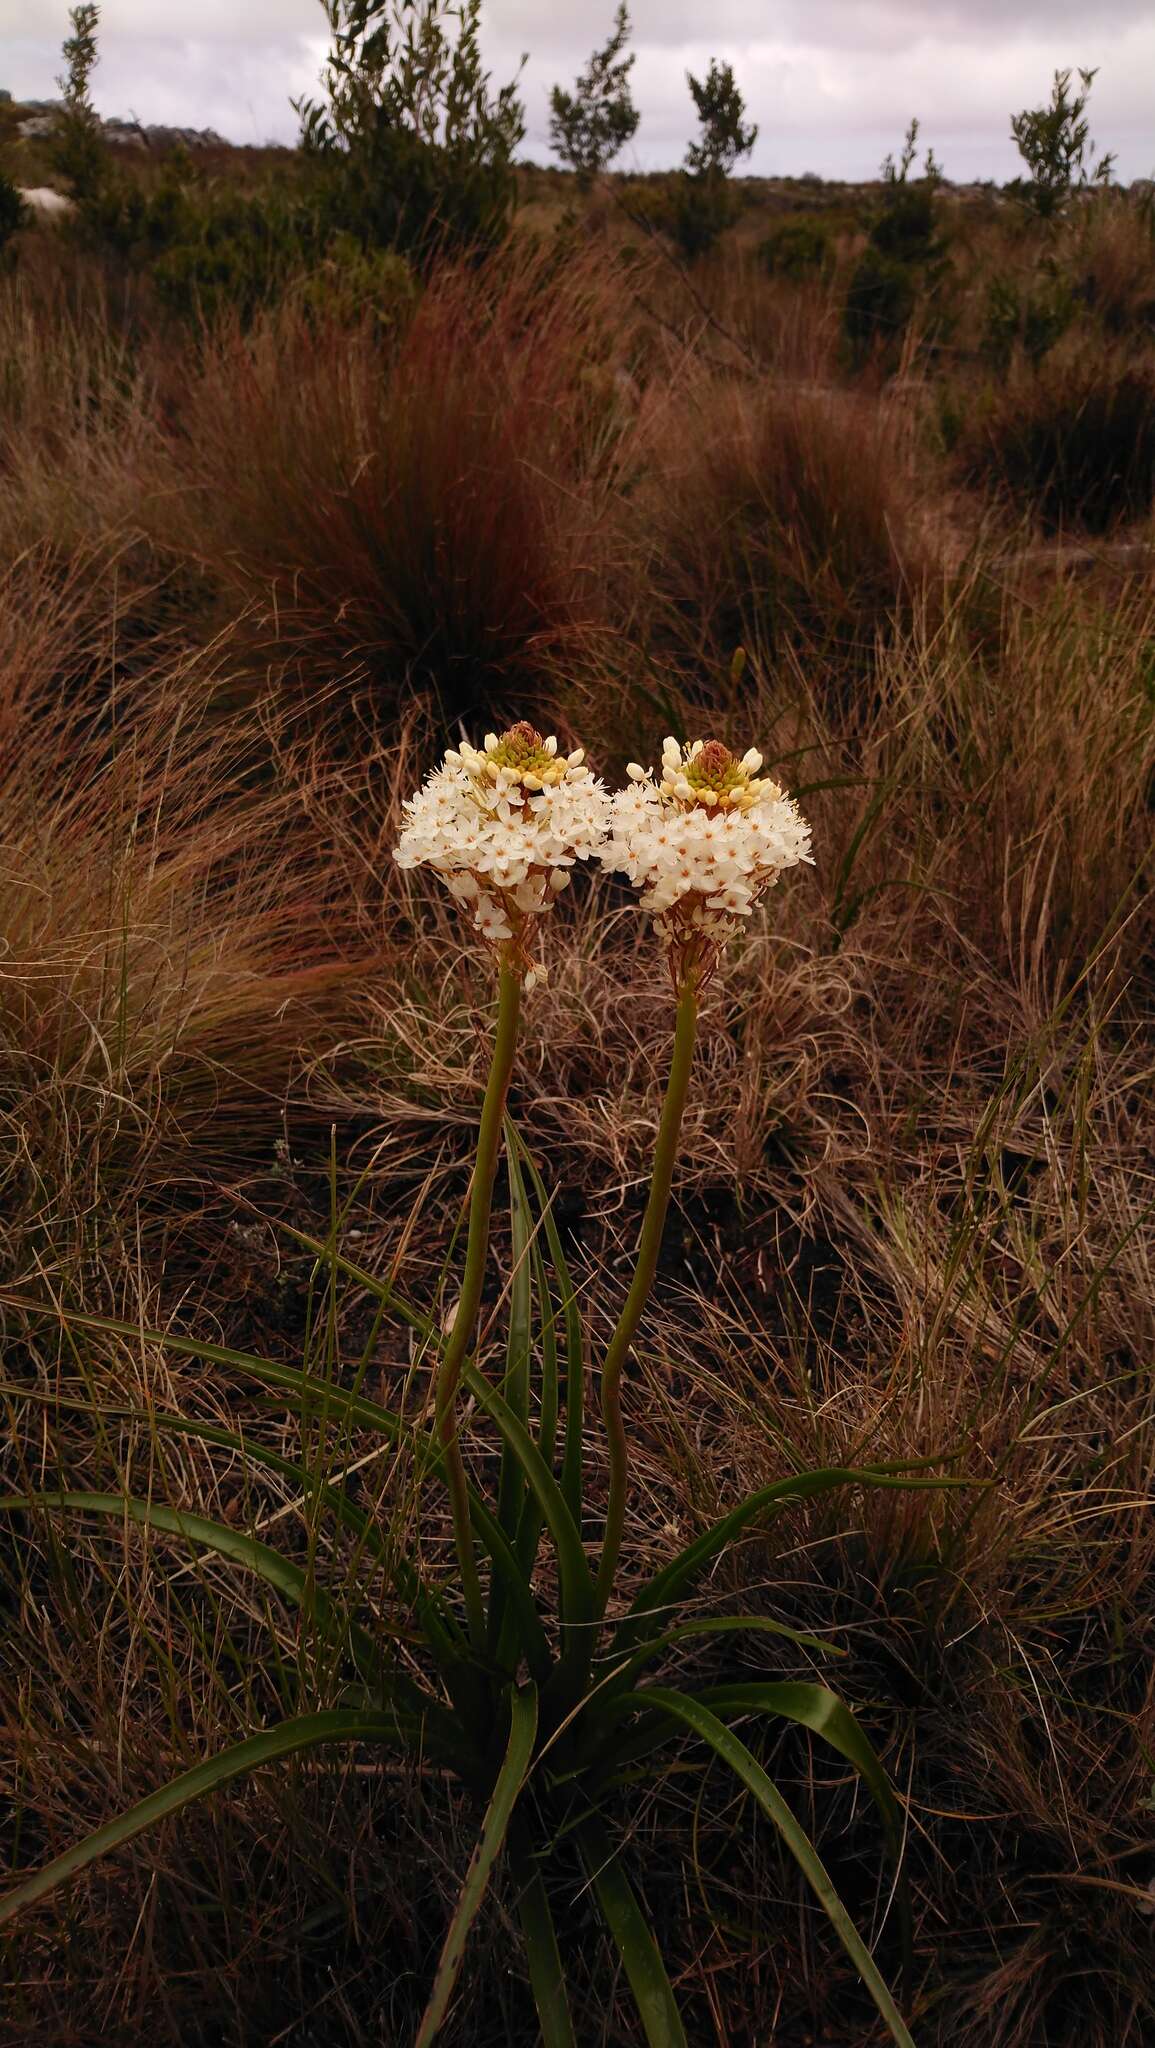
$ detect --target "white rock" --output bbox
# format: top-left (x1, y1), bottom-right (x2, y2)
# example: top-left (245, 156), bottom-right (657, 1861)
top-left (17, 187), bottom-right (76, 223)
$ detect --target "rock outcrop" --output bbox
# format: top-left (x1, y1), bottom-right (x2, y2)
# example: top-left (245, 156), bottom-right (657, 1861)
top-left (13, 99), bottom-right (225, 151)
top-left (17, 186), bottom-right (76, 222)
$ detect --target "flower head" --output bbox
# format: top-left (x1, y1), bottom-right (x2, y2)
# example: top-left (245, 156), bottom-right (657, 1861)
top-left (394, 724), bottom-right (610, 985)
top-left (604, 736), bottom-right (812, 989)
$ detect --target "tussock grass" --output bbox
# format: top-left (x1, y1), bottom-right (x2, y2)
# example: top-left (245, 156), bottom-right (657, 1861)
top-left (146, 247), bottom-right (637, 724)
top-left (956, 340), bottom-right (1155, 534)
top-left (0, 261), bottom-right (158, 560)
top-left (0, 561), bottom-right (378, 1305)
top-left (636, 370), bottom-right (939, 674)
top-left (1068, 191), bottom-right (1155, 336)
top-left (1, 219), bottom-right (1154, 2046)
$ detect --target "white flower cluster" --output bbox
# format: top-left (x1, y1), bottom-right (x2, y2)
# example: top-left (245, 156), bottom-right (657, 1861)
top-left (393, 723), bottom-right (612, 986)
top-left (602, 737), bottom-right (812, 987)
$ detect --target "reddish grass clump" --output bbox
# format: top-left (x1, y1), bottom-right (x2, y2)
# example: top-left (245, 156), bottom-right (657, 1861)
top-left (957, 339), bottom-right (1155, 534)
top-left (155, 247), bottom-right (636, 723)
top-left (0, 558), bottom-right (373, 1291)
top-left (640, 371), bottom-right (938, 676)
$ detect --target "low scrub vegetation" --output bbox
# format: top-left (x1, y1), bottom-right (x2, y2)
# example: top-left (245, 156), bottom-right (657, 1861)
top-left (2, 30), bottom-right (1155, 2048)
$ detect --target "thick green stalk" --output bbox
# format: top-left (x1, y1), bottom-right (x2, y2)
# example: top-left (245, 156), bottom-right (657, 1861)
top-left (436, 955), bottom-right (522, 1647)
top-left (596, 981), bottom-right (699, 1614)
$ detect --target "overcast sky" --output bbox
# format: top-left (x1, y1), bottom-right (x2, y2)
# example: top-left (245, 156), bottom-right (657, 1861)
top-left (2, 0), bottom-right (1152, 183)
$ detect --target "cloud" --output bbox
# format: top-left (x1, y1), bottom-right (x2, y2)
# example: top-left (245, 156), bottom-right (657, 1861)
top-left (3, 0), bottom-right (1151, 180)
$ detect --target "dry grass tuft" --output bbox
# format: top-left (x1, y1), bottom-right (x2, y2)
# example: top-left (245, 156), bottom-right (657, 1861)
top-left (0, 559), bottom-right (378, 1304)
top-left (1068, 191), bottom-right (1155, 337)
top-left (637, 370), bottom-right (940, 675)
top-left (955, 339), bottom-right (1155, 534)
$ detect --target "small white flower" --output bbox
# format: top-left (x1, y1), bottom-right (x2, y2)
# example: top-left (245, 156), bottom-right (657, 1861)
top-left (476, 900), bottom-right (514, 942)
top-left (601, 736), bottom-right (812, 989)
top-left (394, 721), bottom-right (611, 984)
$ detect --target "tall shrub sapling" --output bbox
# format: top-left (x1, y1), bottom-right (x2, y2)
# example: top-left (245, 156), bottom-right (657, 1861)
top-left (549, 4), bottom-right (640, 189)
top-left (674, 58), bottom-right (757, 260)
top-left (53, 2), bottom-right (108, 205)
top-left (296, 0), bottom-right (526, 261)
top-left (1010, 66), bottom-right (1115, 221)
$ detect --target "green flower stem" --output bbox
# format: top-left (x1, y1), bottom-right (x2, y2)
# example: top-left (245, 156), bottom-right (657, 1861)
top-left (436, 953), bottom-right (523, 1648)
top-left (596, 979), bottom-right (699, 1616)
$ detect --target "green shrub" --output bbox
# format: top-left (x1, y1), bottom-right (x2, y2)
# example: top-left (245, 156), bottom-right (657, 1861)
top-left (75, 155), bottom-right (323, 321)
top-left (549, 3), bottom-right (639, 187)
top-left (685, 58), bottom-right (757, 178)
top-left (982, 266), bottom-right (1075, 367)
top-left (758, 217), bottom-right (832, 281)
top-left (842, 119), bottom-right (947, 361)
top-left (296, 0), bottom-right (525, 265)
top-left (843, 247), bottom-right (917, 355)
top-left (0, 170), bottom-right (28, 257)
top-left (1010, 65), bottom-right (1115, 221)
top-left (51, 2), bottom-right (109, 204)
top-left (670, 168), bottom-right (738, 262)
top-left (293, 234), bottom-right (419, 330)
top-left (870, 179), bottom-right (939, 265)
top-left (672, 59), bottom-right (757, 261)
top-left (619, 176), bottom-right (676, 235)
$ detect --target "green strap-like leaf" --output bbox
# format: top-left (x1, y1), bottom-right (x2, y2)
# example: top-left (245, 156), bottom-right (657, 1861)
top-left (462, 1365), bottom-right (596, 1636)
top-left (1, 1489), bottom-right (371, 1661)
top-left (530, 1231), bottom-right (560, 1477)
top-left (3, 1385), bottom-right (398, 1571)
top-left (698, 1681), bottom-right (901, 1856)
top-left (634, 1687), bottom-right (916, 2048)
top-left (3, 1301), bottom-right (517, 1678)
top-left (488, 1134), bottom-right (534, 1657)
top-left (507, 1130), bottom-right (586, 1528)
top-left (508, 1818), bottom-right (577, 2048)
top-left (697, 1678), bottom-right (911, 1980)
top-left (0, 1491), bottom-right (455, 1755)
top-left (415, 1684), bottom-right (539, 2048)
top-left (0, 1707), bottom-right (406, 1931)
top-left (471, 1497), bottom-right (552, 1683)
top-left (617, 1466), bottom-right (967, 1656)
top-left (2, 1298), bottom-right (409, 1442)
top-left (586, 1613), bottom-right (844, 1718)
top-left (269, 1230), bottom-right (431, 1332)
top-left (501, 1134), bottom-right (533, 1493)
top-left (3, 1382), bottom-right (473, 1674)
top-left (511, 1230), bottom-right (558, 1587)
top-left (575, 1812), bottom-right (687, 2048)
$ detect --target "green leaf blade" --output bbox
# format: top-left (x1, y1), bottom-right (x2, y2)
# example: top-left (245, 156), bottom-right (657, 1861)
top-left (699, 1680), bottom-right (903, 1862)
top-left (634, 1687), bottom-right (916, 2048)
top-left (617, 1465), bottom-right (966, 1657)
top-left (0, 1709), bottom-right (406, 1932)
top-left (489, 1130), bottom-right (534, 1656)
top-left (1, 1489), bottom-right (362, 1657)
top-left (509, 1820), bottom-right (577, 2048)
top-left (415, 1684), bottom-right (539, 2048)
top-left (576, 1812), bottom-right (688, 2048)
top-left (462, 1366), bottom-right (596, 1636)
top-left (506, 1130), bottom-right (586, 1529)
